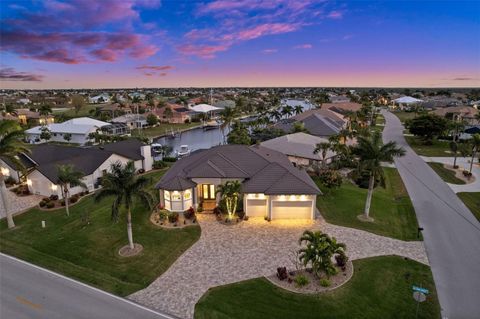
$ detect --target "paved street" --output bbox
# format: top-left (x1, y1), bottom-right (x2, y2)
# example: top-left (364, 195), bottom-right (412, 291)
top-left (0, 254), bottom-right (176, 319)
top-left (382, 110), bottom-right (480, 319)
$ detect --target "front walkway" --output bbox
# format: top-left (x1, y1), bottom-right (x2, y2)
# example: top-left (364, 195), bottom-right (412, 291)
top-left (129, 214), bottom-right (427, 319)
top-left (420, 156), bottom-right (480, 193)
top-left (0, 190), bottom-right (42, 219)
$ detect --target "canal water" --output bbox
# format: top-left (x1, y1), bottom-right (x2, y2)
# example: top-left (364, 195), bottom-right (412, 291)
top-left (281, 98), bottom-right (316, 111)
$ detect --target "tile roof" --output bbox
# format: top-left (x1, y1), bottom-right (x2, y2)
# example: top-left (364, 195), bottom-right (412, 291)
top-left (156, 144), bottom-right (320, 195)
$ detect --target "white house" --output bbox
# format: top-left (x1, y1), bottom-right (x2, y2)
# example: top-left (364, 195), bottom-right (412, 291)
top-left (25, 117), bottom-right (110, 145)
top-left (89, 93), bottom-right (111, 104)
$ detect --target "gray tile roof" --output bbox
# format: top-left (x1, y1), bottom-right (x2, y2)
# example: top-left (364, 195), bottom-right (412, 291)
top-left (156, 144), bottom-right (320, 195)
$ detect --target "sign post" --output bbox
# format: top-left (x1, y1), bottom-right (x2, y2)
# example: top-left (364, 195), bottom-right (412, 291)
top-left (412, 285), bottom-right (429, 319)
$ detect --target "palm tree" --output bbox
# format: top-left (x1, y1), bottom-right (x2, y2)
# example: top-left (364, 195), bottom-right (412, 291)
top-left (468, 134), bottom-right (480, 174)
top-left (0, 120), bottom-right (30, 228)
top-left (353, 132), bottom-right (405, 221)
top-left (57, 164), bottom-right (87, 216)
top-left (298, 230), bottom-right (346, 277)
top-left (216, 180), bottom-right (241, 220)
top-left (39, 104), bottom-right (52, 117)
top-left (94, 161), bottom-right (153, 250)
top-left (269, 109), bottom-right (282, 122)
top-left (281, 105), bottom-right (294, 119)
top-left (294, 105), bottom-right (303, 115)
top-left (314, 142), bottom-right (332, 168)
top-left (219, 107), bottom-right (237, 144)
top-left (449, 141), bottom-right (459, 169)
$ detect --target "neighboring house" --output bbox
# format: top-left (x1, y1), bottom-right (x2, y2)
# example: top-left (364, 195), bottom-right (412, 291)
top-left (260, 132), bottom-right (336, 168)
top-left (97, 103), bottom-right (132, 117)
top-left (25, 117), bottom-right (110, 145)
top-left (275, 110), bottom-right (345, 138)
top-left (111, 114), bottom-right (147, 129)
top-left (101, 123), bottom-right (131, 136)
top-left (213, 100), bottom-right (236, 109)
top-left (151, 103), bottom-right (191, 123)
top-left (322, 102), bottom-right (363, 114)
top-left (328, 95), bottom-right (351, 103)
top-left (431, 106), bottom-right (478, 125)
top-left (0, 139), bottom-right (153, 198)
top-left (88, 93), bottom-right (111, 104)
top-left (156, 144), bottom-right (321, 220)
top-left (16, 98), bottom-right (31, 105)
top-left (16, 109), bottom-right (55, 126)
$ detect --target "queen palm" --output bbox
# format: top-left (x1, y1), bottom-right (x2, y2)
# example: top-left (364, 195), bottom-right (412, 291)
top-left (94, 161), bottom-right (153, 251)
top-left (281, 105), bottom-right (294, 119)
top-left (353, 132), bottom-right (405, 221)
top-left (468, 133), bottom-right (480, 174)
top-left (294, 105), bottom-right (303, 115)
top-left (216, 180), bottom-right (241, 220)
top-left (0, 120), bottom-right (31, 228)
top-left (57, 164), bottom-right (87, 216)
top-left (219, 107), bottom-right (237, 144)
top-left (269, 109), bottom-right (282, 122)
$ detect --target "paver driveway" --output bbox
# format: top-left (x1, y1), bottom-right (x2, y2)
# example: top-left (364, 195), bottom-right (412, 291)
top-left (129, 214), bottom-right (427, 319)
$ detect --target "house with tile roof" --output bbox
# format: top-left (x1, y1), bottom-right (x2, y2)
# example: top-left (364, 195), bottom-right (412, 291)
top-left (156, 144), bottom-right (321, 220)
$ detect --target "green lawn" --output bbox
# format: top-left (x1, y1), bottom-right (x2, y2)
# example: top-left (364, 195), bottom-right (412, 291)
top-left (405, 136), bottom-right (453, 157)
top-left (393, 111), bottom-right (418, 123)
top-left (427, 162), bottom-right (466, 184)
top-left (53, 104), bottom-right (98, 118)
top-left (195, 256), bottom-right (440, 319)
top-left (315, 168), bottom-right (420, 241)
top-left (457, 192), bottom-right (480, 221)
top-left (133, 122), bottom-right (200, 138)
top-left (0, 169), bottom-right (201, 296)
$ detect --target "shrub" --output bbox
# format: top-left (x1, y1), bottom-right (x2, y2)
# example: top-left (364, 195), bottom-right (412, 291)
top-left (70, 197), bottom-right (78, 204)
top-left (213, 206), bottom-right (223, 216)
top-left (23, 189), bottom-right (30, 195)
top-left (50, 194), bottom-right (59, 201)
top-left (335, 253), bottom-right (349, 267)
top-left (43, 197), bottom-right (51, 203)
top-left (39, 201), bottom-right (46, 207)
top-left (168, 211), bottom-right (179, 223)
top-left (197, 205), bottom-right (203, 213)
top-left (277, 267), bottom-right (288, 281)
top-left (294, 274), bottom-right (309, 287)
top-left (46, 202), bottom-right (55, 209)
top-left (158, 210), bottom-right (169, 221)
top-left (184, 207), bottom-right (195, 219)
top-left (319, 278), bottom-right (331, 287)
top-left (317, 169), bottom-right (342, 190)
top-left (153, 160), bottom-right (167, 169)
top-left (138, 168), bottom-right (145, 174)
top-left (162, 156), bottom-right (177, 162)
top-left (60, 200), bottom-right (65, 206)
top-left (236, 211), bottom-right (245, 219)
top-left (5, 176), bottom-right (16, 185)
top-left (463, 171), bottom-right (472, 177)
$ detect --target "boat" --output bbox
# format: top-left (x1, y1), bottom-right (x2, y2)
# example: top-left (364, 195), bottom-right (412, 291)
top-left (151, 143), bottom-right (163, 154)
top-left (176, 145), bottom-right (191, 158)
top-left (202, 119), bottom-right (221, 131)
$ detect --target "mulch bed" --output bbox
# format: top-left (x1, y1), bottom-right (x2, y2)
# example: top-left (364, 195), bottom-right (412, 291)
top-left (118, 243), bottom-right (144, 257)
top-left (266, 261), bottom-right (354, 294)
top-left (150, 212), bottom-right (198, 229)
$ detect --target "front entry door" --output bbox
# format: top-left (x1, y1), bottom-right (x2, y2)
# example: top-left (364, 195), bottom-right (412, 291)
top-left (201, 184), bottom-right (216, 210)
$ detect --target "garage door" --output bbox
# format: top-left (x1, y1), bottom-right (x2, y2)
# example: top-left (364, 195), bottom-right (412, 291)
top-left (246, 199), bottom-right (267, 217)
top-left (271, 201), bottom-right (312, 219)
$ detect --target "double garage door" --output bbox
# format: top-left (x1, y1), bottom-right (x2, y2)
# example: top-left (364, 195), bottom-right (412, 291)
top-left (246, 199), bottom-right (313, 219)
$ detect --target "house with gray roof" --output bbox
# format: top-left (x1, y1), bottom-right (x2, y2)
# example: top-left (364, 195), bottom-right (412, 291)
top-left (275, 111), bottom-right (345, 138)
top-left (156, 144), bottom-right (321, 220)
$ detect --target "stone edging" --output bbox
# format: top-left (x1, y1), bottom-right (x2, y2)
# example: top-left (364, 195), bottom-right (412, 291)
top-left (149, 212), bottom-right (198, 229)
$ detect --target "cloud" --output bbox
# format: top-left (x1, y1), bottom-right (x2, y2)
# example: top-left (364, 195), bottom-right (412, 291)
top-left (1, 1), bottom-right (160, 64)
top-left (452, 77), bottom-right (476, 81)
top-left (0, 67), bottom-right (44, 81)
top-left (136, 65), bottom-right (174, 71)
top-left (327, 10), bottom-right (343, 19)
top-left (294, 44), bottom-right (313, 49)
top-left (237, 23), bottom-right (298, 40)
top-left (177, 44), bottom-right (231, 59)
top-left (197, 0), bottom-right (279, 15)
top-left (262, 49), bottom-right (278, 54)
top-left (342, 34), bottom-right (353, 40)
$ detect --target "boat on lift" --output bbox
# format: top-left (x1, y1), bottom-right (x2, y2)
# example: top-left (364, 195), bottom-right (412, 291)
top-left (176, 145), bottom-right (191, 158)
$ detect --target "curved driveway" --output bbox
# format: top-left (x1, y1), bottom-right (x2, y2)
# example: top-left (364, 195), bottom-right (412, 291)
top-left (382, 110), bottom-right (480, 319)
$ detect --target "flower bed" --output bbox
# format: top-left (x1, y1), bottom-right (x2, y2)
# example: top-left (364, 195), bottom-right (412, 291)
top-left (38, 191), bottom-right (90, 211)
top-left (213, 206), bottom-right (247, 225)
top-left (267, 261), bottom-right (354, 294)
top-left (150, 207), bottom-right (198, 229)
top-left (10, 184), bottom-right (31, 196)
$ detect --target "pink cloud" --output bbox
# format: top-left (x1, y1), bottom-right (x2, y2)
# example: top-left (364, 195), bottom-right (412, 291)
top-left (91, 48), bottom-right (117, 62)
top-left (237, 23), bottom-right (298, 40)
top-left (327, 10), bottom-right (343, 19)
top-left (0, 67), bottom-right (44, 82)
top-left (137, 65), bottom-right (174, 71)
top-left (197, 0), bottom-right (279, 15)
top-left (294, 44), bottom-right (313, 49)
top-left (177, 44), bottom-right (230, 59)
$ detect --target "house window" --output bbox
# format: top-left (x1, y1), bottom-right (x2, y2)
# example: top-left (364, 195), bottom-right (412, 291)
top-left (184, 189), bottom-right (191, 200)
top-left (201, 184), bottom-right (215, 200)
top-left (171, 191), bottom-right (181, 201)
top-left (164, 190), bottom-right (170, 201)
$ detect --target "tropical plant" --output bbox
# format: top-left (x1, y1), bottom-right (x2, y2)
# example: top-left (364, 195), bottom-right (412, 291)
top-left (216, 180), bottom-right (241, 220)
top-left (227, 121), bottom-right (251, 145)
top-left (71, 94), bottom-right (85, 114)
top-left (94, 161), bottom-right (153, 251)
top-left (163, 107), bottom-right (173, 121)
top-left (317, 169), bottom-right (342, 191)
top-left (39, 104), bottom-right (52, 116)
top-left (353, 132), bottom-right (405, 220)
top-left (294, 274), bottom-right (309, 287)
top-left (0, 120), bottom-right (31, 228)
top-left (298, 230), bottom-right (346, 278)
top-left (294, 105), bottom-right (303, 115)
top-left (450, 141), bottom-right (459, 168)
top-left (219, 107), bottom-right (237, 143)
top-left (281, 105), bottom-right (294, 118)
top-left (39, 126), bottom-right (51, 141)
top-left (269, 109), bottom-right (282, 122)
top-left (468, 134), bottom-right (480, 174)
top-left (314, 142), bottom-right (332, 168)
top-left (292, 121), bottom-right (308, 133)
top-left (405, 114), bottom-right (448, 144)
top-left (146, 113), bottom-right (158, 126)
top-left (57, 164), bottom-right (87, 216)
top-left (63, 133), bottom-right (72, 142)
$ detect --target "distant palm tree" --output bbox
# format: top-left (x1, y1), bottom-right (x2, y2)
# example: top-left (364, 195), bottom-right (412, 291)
top-left (294, 105), bottom-right (303, 115)
top-left (468, 134), bottom-right (480, 174)
top-left (269, 109), bottom-right (282, 122)
top-left (219, 107), bottom-right (237, 143)
top-left (314, 142), bottom-right (332, 168)
top-left (94, 161), bottom-right (153, 250)
top-left (0, 120), bottom-right (30, 228)
top-left (281, 105), bottom-right (294, 119)
top-left (353, 132), bottom-right (405, 221)
top-left (57, 164), bottom-right (87, 216)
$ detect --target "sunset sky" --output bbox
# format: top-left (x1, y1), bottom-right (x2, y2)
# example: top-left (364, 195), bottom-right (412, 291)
top-left (1, 0), bottom-right (479, 89)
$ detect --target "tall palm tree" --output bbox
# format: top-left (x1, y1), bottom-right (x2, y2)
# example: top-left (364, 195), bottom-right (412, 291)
top-left (294, 105), bottom-right (303, 115)
top-left (449, 141), bottom-right (459, 169)
top-left (281, 105), bottom-right (294, 119)
top-left (314, 142), bottom-right (332, 168)
top-left (219, 107), bottom-right (237, 143)
top-left (94, 161), bottom-right (153, 250)
top-left (216, 180), bottom-right (241, 220)
top-left (353, 132), bottom-right (405, 221)
top-left (0, 120), bottom-right (30, 228)
top-left (468, 134), bottom-right (480, 174)
top-left (57, 164), bottom-right (87, 217)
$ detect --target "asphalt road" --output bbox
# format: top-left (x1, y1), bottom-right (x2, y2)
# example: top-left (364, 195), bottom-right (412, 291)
top-left (0, 253), bottom-right (177, 319)
top-left (382, 110), bottom-right (480, 319)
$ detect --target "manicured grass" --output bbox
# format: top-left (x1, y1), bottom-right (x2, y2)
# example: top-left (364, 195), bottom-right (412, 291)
top-left (393, 111), bottom-right (417, 123)
top-left (315, 168), bottom-right (420, 241)
top-left (195, 256), bottom-right (440, 319)
top-left (457, 192), bottom-right (480, 221)
top-left (53, 104), bottom-right (98, 118)
top-left (0, 169), bottom-right (201, 296)
top-left (405, 136), bottom-right (453, 157)
top-left (427, 162), bottom-right (466, 185)
top-left (133, 122), bottom-right (200, 138)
